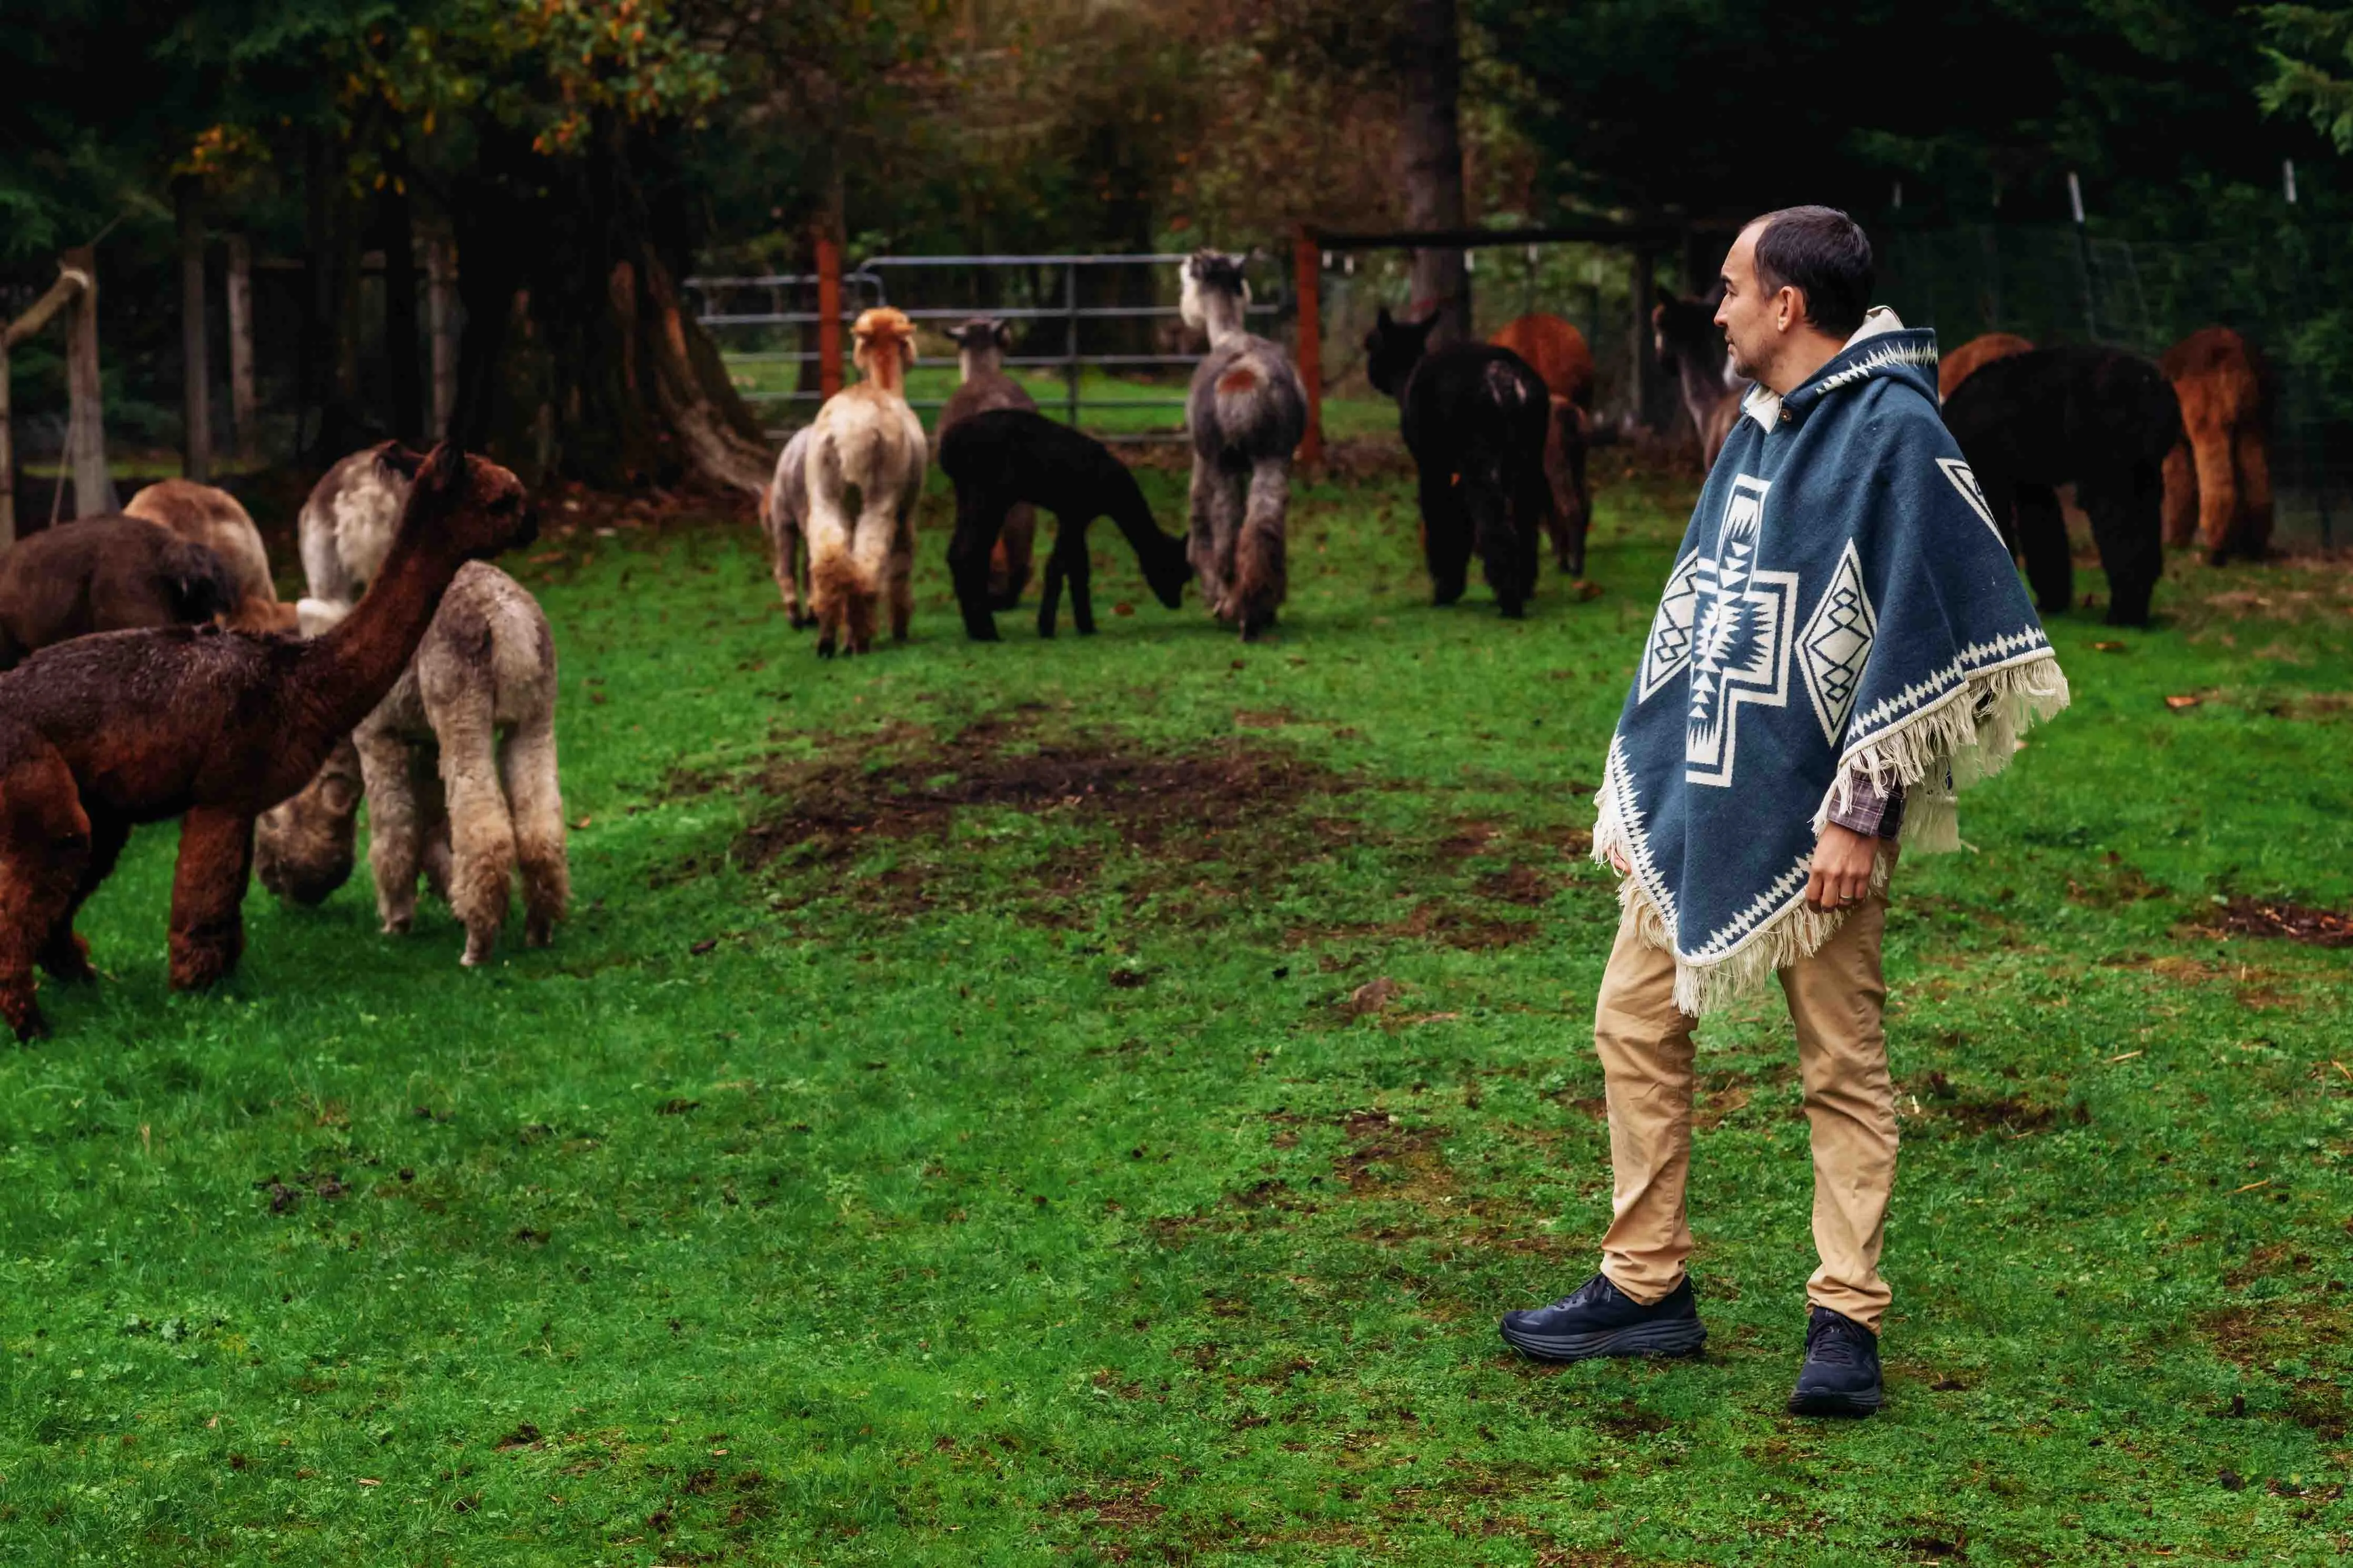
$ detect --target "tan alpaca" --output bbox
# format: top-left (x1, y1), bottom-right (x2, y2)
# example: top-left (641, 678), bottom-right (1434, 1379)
top-left (122, 478), bottom-right (298, 632)
top-left (255, 563), bottom-right (567, 966)
top-left (759, 426), bottom-right (816, 628)
top-left (804, 308), bottom-right (927, 656)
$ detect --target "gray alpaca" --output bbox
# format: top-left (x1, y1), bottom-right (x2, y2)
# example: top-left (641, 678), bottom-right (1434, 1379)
top-left (1180, 251), bottom-right (1306, 641)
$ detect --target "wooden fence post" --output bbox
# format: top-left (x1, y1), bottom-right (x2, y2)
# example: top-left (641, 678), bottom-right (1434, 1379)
top-left (1, 260), bottom-right (97, 545)
top-left (62, 245), bottom-right (114, 517)
top-left (178, 182), bottom-right (213, 482)
top-left (1293, 226), bottom-right (1324, 467)
top-left (225, 234), bottom-right (257, 462)
top-left (815, 231), bottom-right (843, 398)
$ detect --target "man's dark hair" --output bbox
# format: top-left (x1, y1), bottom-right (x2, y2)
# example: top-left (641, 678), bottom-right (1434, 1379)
top-left (1745, 206), bottom-right (1874, 338)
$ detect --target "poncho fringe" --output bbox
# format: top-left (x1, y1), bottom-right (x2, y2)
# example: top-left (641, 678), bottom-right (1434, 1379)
top-left (1594, 646), bottom-right (2070, 1015)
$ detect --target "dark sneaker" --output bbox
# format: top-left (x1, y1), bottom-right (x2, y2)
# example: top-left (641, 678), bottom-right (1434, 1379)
top-left (1499, 1272), bottom-right (1706, 1362)
top-left (1787, 1306), bottom-right (1884, 1417)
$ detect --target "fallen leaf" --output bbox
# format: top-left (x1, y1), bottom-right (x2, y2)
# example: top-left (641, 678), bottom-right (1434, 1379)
top-left (2092, 640), bottom-right (2127, 653)
top-left (357, 1477), bottom-right (381, 1486)
top-left (1575, 580), bottom-right (1605, 601)
top-left (689, 938), bottom-right (718, 955)
top-left (570, 815), bottom-right (591, 830)
top-left (2164, 694), bottom-right (2201, 710)
top-left (1113, 601), bottom-right (1134, 616)
top-left (528, 550), bottom-right (566, 566)
top-left (1340, 977), bottom-right (1405, 1017)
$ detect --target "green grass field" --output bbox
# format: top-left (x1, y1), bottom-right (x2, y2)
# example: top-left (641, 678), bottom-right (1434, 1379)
top-left (3, 453), bottom-right (2350, 1565)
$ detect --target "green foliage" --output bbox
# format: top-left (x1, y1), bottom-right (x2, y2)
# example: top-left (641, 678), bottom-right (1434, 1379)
top-left (2257, 4), bottom-right (2353, 150)
top-left (1, 462), bottom-right (2348, 1561)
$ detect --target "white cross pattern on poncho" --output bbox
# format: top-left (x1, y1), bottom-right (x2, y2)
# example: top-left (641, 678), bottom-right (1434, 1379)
top-left (1685, 474), bottom-right (1796, 786)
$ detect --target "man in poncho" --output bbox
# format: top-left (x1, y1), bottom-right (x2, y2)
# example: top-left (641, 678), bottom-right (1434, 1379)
top-left (1499, 208), bottom-right (2068, 1416)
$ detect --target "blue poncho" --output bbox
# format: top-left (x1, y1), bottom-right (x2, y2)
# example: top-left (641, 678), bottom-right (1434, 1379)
top-left (1594, 316), bottom-right (2069, 1014)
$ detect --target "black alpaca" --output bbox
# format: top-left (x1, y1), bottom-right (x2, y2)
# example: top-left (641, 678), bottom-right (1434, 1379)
top-left (1940, 345), bottom-right (2182, 628)
top-left (1364, 308), bottom-right (1552, 618)
top-left (937, 409), bottom-right (1191, 641)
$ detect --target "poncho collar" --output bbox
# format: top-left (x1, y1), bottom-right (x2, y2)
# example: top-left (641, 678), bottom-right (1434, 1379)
top-left (1740, 307), bottom-right (1935, 432)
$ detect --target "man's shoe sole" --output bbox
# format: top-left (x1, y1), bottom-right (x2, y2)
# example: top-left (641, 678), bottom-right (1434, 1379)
top-left (1497, 1317), bottom-right (1706, 1362)
top-left (1786, 1387), bottom-right (1884, 1418)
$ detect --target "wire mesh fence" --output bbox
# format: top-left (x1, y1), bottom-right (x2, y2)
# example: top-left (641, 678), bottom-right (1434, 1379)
top-left (1877, 223), bottom-right (2349, 545)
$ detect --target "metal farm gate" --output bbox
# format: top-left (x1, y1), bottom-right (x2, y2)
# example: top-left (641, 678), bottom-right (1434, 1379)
top-left (686, 246), bottom-right (1287, 441)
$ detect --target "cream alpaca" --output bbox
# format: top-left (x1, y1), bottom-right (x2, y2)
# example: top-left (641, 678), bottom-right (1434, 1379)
top-left (803, 308), bottom-right (927, 656)
top-left (256, 563), bottom-right (568, 966)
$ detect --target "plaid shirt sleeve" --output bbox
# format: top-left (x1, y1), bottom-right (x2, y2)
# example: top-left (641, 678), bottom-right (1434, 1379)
top-left (1826, 770), bottom-right (1906, 840)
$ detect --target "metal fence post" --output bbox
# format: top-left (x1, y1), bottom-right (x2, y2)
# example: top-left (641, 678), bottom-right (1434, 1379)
top-left (1063, 262), bottom-right (1080, 428)
top-left (1294, 227), bottom-right (1323, 466)
top-left (816, 232), bottom-right (842, 397)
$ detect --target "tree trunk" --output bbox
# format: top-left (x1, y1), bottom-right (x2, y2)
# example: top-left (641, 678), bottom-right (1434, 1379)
top-left (225, 234), bottom-right (257, 462)
top-left (303, 128), bottom-right (373, 461)
top-left (380, 168), bottom-right (424, 444)
top-left (62, 245), bottom-right (115, 518)
top-left (426, 236), bottom-right (458, 440)
top-left (1397, 0), bottom-right (1471, 346)
top-left (177, 180), bottom-right (212, 482)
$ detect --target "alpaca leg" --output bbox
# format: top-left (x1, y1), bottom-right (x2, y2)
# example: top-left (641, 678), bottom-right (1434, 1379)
top-left (2087, 464), bottom-right (2163, 629)
top-left (2235, 423), bottom-right (2273, 559)
top-left (0, 746), bottom-right (90, 1037)
top-left (842, 497), bottom-right (902, 655)
top-left (421, 814), bottom-right (454, 905)
top-left (2012, 481), bottom-right (2072, 615)
top-left (1420, 463), bottom-right (1472, 606)
top-left (167, 807), bottom-right (255, 992)
top-left (887, 529), bottom-right (916, 645)
top-left (439, 698), bottom-right (516, 966)
top-left (949, 488), bottom-right (1007, 642)
top-left (2160, 443), bottom-right (2197, 548)
top-left (1037, 520), bottom-right (1068, 640)
top-left (2188, 420), bottom-right (2240, 562)
top-left (1064, 518), bottom-right (1097, 636)
top-left (989, 502), bottom-right (1038, 611)
top-left (1186, 461), bottom-right (1227, 619)
top-left (773, 514), bottom-right (813, 629)
top-left (1233, 459), bottom-right (1289, 640)
top-left (1467, 471), bottom-right (1526, 619)
top-left (358, 733), bottom-right (426, 935)
top-left (38, 812), bottom-right (127, 984)
top-left (501, 713), bottom-right (568, 949)
top-left (805, 487), bottom-right (856, 659)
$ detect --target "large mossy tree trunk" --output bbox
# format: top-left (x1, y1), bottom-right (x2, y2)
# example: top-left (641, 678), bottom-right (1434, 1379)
top-left (1396, 0), bottom-right (1471, 347)
top-left (445, 116), bottom-right (771, 497)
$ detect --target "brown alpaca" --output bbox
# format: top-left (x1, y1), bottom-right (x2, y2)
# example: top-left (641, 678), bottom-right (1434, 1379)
top-left (936, 318), bottom-right (1039, 609)
top-left (256, 563), bottom-right (566, 965)
top-left (0, 517), bottom-right (239, 670)
top-left (805, 308), bottom-right (926, 656)
top-left (1938, 332), bottom-right (2035, 402)
top-left (1489, 313), bottom-right (1594, 574)
top-left (122, 479), bottom-right (297, 633)
top-left (2159, 326), bottom-right (2271, 561)
top-left (0, 443), bottom-right (534, 1038)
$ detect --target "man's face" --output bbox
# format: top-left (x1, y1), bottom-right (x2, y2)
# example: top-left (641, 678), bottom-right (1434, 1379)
top-left (1714, 225), bottom-right (1779, 383)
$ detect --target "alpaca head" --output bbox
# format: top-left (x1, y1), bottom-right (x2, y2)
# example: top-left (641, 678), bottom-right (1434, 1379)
top-left (254, 735), bottom-right (363, 906)
top-left (1652, 285), bottom-right (1728, 375)
top-left (852, 307), bottom-right (917, 391)
top-left (399, 441), bottom-right (537, 564)
top-left (1363, 307), bottom-right (1438, 399)
top-left (159, 538), bottom-right (239, 626)
top-left (1179, 251), bottom-right (1250, 333)
top-left (954, 318), bottom-right (1013, 379)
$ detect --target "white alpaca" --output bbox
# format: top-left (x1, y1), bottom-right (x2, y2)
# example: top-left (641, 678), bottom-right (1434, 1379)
top-left (295, 441), bottom-right (424, 627)
top-left (256, 564), bottom-right (568, 966)
top-left (759, 426), bottom-right (815, 629)
top-left (803, 307), bottom-right (927, 656)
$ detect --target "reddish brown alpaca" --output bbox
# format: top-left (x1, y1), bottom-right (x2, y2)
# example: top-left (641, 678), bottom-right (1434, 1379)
top-left (2160, 326), bottom-right (2271, 561)
top-left (0, 444), bottom-right (534, 1038)
top-left (1489, 313), bottom-right (1595, 574)
top-left (1938, 332), bottom-right (2035, 402)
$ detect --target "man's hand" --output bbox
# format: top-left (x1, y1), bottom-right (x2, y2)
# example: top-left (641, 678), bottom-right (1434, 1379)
top-left (1606, 843), bottom-right (1632, 876)
top-left (1804, 823), bottom-right (1878, 913)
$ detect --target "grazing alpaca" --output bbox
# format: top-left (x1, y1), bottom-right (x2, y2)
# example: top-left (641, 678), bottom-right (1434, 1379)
top-left (1652, 287), bottom-right (1746, 469)
top-left (2160, 326), bottom-right (2272, 563)
top-left (1180, 251), bottom-right (1306, 640)
top-left (759, 426), bottom-right (816, 629)
top-left (296, 441), bottom-right (427, 626)
top-left (936, 319), bottom-right (1040, 608)
top-left (123, 480), bottom-right (297, 633)
top-left (1489, 313), bottom-right (1593, 575)
top-left (1938, 332), bottom-right (2035, 402)
top-left (805, 307), bottom-right (927, 656)
top-left (1942, 345), bottom-right (2181, 628)
top-left (938, 409), bottom-right (1190, 641)
top-left (0, 517), bottom-right (238, 670)
top-left (256, 563), bottom-right (566, 966)
top-left (0, 442), bottom-right (533, 1038)
top-left (1364, 307), bottom-right (1552, 618)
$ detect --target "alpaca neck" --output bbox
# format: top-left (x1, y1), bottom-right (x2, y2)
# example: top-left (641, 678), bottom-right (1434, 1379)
top-left (958, 346), bottom-right (1003, 382)
top-left (1674, 348), bottom-right (1731, 430)
top-left (1198, 290), bottom-right (1249, 349)
top-left (298, 533), bottom-right (466, 735)
top-left (860, 351), bottom-right (907, 397)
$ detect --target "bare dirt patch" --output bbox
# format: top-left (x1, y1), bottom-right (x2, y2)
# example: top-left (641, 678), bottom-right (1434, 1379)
top-left (2206, 897), bottom-right (2353, 949)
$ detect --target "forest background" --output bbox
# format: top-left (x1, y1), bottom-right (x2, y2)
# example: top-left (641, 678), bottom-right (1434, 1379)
top-left (5, 0), bottom-right (2353, 496)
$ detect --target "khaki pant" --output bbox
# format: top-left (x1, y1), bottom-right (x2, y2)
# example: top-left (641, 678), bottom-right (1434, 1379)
top-left (1591, 882), bottom-right (1898, 1331)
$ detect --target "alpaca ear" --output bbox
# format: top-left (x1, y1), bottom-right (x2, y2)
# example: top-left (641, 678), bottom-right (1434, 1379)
top-left (1376, 306), bottom-right (1394, 328)
top-left (995, 322), bottom-right (1013, 351)
top-left (377, 442), bottom-right (429, 483)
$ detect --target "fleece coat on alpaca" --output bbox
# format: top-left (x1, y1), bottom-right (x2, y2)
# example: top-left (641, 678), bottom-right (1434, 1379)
top-left (1181, 252), bottom-right (1305, 641)
top-left (804, 308), bottom-right (926, 656)
top-left (0, 516), bottom-right (239, 669)
top-left (123, 479), bottom-right (296, 632)
top-left (936, 319), bottom-right (1040, 609)
top-left (2159, 326), bottom-right (2271, 561)
top-left (760, 427), bottom-right (816, 629)
top-left (1487, 313), bottom-right (1593, 574)
top-left (1596, 322), bottom-right (2067, 1014)
top-left (297, 442), bottom-right (425, 626)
